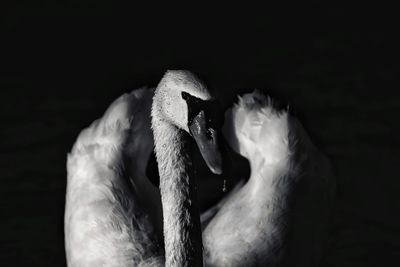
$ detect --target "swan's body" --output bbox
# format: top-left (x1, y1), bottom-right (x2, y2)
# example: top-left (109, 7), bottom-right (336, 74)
top-left (203, 93), bottom-right (335, 266)
top-left (65, 71), bottom-right (335, 266)
top-left (65, 88), bottom-right (163, 266)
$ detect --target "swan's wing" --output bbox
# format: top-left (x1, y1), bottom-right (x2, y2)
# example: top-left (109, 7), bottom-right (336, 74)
top-left (203, 91), bottom-right (335, 266)
top-left (64, 88), bottom-right (163, 267)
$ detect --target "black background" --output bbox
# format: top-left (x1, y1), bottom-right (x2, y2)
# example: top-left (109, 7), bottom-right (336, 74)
top-left (1, 3), bottom-right (399, 267)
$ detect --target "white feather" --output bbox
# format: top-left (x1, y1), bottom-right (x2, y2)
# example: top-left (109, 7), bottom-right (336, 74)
top-left (65, 74), bottom-right (335, 267)
top-left (202, 90), bottom-right (335, 266)
top-left (65, 88), bottom-right (163, 267)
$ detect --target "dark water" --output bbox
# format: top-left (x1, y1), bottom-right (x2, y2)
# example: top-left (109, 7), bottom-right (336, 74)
top-left (1, 5), bottom-right (399, 267)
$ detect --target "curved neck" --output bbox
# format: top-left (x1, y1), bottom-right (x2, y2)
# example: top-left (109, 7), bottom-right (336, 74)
top-left (152, 117), bottom-right (203, 267)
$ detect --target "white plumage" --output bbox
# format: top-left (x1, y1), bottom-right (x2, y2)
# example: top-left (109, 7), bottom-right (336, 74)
top-left (64, 71), bottom-right (335, 266)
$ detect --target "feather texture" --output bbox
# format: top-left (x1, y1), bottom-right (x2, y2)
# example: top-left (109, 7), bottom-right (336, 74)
top-left (65, 79), bottom-right (335, 267)
top-left (65, 88), bottom-right (163, 267)
top-left (202, 90), bottom-right (335, 266)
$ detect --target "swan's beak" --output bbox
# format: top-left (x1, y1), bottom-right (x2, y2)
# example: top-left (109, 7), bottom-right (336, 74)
top-left (189, 110), bottom-right (223, 175)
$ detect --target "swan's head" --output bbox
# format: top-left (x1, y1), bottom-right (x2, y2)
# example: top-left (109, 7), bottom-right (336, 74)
top-left (153, 70), bottom-right (223, 175)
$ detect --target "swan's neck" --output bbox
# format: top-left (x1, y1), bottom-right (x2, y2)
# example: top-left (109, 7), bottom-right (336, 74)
top-left (152, 119), bottom-right (203, 267)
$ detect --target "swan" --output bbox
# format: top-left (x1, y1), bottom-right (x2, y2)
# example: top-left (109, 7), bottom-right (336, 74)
top-left (64, 70), bottom-right (335, 266)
